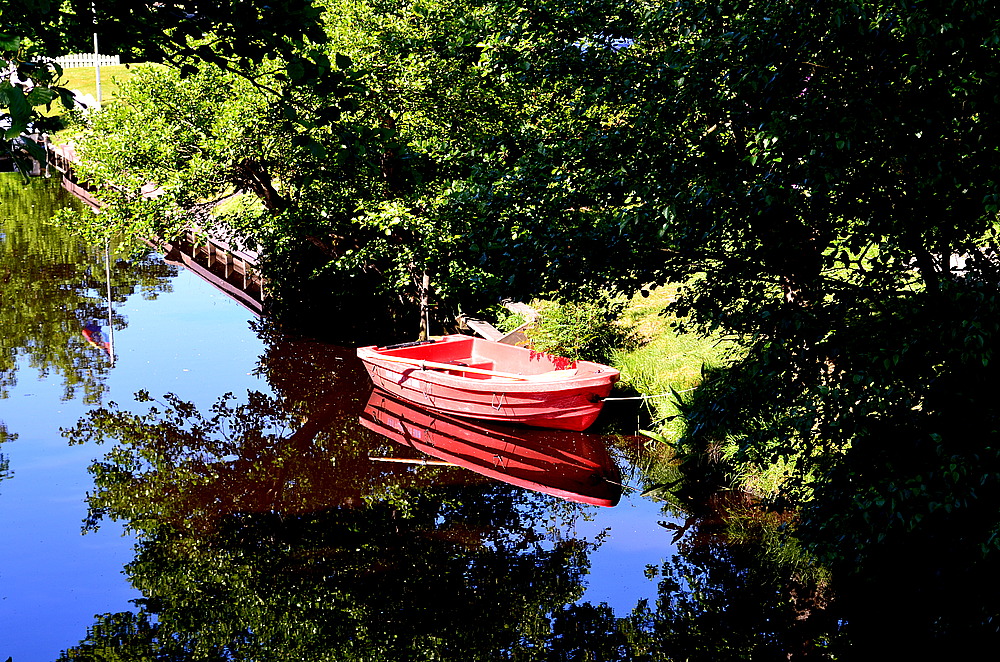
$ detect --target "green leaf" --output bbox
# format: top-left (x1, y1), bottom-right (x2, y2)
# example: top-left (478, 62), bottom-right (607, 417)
top-left (21, 136), bottom-right (45, 161)
top-left (26, 86), bottom-right (57, 107)
top-left (287, 58), bottom-right (306, 81)
top-left (58, 88), bottom-right (76, 110)
top-left (0, 33), bottom-right (22, 51)
top-left (4, 85), bottom-right (31, 138)
top-left (639, 429), bottom-right (673, 446)
top-left (641, 481), bottom-right (681, 498)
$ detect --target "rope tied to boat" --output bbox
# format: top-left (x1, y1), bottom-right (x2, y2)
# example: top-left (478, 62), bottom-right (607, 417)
top-left (601, 387), bottom-right (697, 402)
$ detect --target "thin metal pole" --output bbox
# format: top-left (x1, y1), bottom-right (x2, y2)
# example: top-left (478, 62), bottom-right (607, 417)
top-left (104, 238), bottom-right (115, 365)
top-left (92, 2), bottom-right (102, 109)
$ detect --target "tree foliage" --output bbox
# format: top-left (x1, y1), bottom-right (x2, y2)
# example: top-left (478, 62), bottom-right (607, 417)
top-left (66, 63), bottom-right (315, 238)
top-left (619, 0), bottom-right (1000, 642)
top-left (1, 1), bottom-right (340, 175)
top-left (63, 0), bottom-right (658, 340)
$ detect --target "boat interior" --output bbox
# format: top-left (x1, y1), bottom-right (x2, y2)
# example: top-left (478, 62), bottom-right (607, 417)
top-left (376, 335), bottom-right (581, 377)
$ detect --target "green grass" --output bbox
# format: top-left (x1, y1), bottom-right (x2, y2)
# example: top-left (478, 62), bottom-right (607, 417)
top-left (611, 284), bottom-right (731, 440)
top-left (492, 286), bottom-right (728, 445)
top-left (49, 63), bottom-right (159, 112)
top-left (610, 286), bottom-right (805, 499)
top-left (610, 289), bottom-right (802, 500)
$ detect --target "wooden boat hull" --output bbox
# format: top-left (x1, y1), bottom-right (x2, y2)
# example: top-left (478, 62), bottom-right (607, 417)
top-left (356, 335), bottom-right (620, 431)
top-left (360, 391), bottom-right (622, 507)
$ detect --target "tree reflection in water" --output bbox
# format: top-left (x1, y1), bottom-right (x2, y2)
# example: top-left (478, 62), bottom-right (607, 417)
top-left (629, 493), bottom-right (839, 660)
top-left (0, 173), bottom-right (177, 404)
top-left (58, 332), bottom-right (852, 660)
top-left (61, 337), bottom-right (603, 659)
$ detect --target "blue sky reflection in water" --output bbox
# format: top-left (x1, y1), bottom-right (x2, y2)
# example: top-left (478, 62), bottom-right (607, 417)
top-left (0, 175), bottom-right (271, 660)
top-left (0, 176), bottom-right (684, 660)
top-left (1, 270), bottom-right (269, 660)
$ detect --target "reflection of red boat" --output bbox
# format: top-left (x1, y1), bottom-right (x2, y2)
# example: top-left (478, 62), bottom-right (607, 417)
top-left (360, 391), bottom-right (622, 507)
top-left (356, 335), bottom-right (620, 431)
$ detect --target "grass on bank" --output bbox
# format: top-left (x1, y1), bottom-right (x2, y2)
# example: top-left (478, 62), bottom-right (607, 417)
top-left (611, 284), bottom-right (731, 440)
top-left (608, 293), bottom-right (823, 586)
top-left (513, 287), bottom-right (794, 499)
top-left (502, 286), bottom-right (730, 439)
top-left (611, 289), bottom-right (798, 500)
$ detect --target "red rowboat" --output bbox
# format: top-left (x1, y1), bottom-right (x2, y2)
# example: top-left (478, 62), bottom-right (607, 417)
top-left (356, 334), bottom-right (620, 431)
top-left (360, 391), bottom-right (622, 507)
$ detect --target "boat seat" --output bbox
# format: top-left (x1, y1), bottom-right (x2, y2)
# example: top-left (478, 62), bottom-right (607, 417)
top-left (431, 359), bottom-right (491, 368)
top-left (438, 360), bottom-right (497, 378)
top-left (522, 369), bottom-right (579, 381)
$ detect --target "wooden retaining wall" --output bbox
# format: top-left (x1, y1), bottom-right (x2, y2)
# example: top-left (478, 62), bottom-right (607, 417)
top-left (158, 229), bottom-right (265, 315)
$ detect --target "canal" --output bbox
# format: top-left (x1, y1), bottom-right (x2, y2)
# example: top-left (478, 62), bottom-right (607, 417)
top-left (0, 174), bottom-right (834, 660)
top-left (0, 175), bottom-right (673, 662)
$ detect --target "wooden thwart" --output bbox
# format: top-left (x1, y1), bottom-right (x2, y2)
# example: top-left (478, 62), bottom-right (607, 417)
top-left (375, 355), bottom-right (533, 380)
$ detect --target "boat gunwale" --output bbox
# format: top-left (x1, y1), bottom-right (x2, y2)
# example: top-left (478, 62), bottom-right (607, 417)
top-left (357, 335), bottom-right (620, 393)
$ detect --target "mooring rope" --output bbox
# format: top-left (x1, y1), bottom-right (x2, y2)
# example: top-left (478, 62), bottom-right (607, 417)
top-left (602, 386), bottom-right (697, 402)
top-left (602, 393), bottom-right (672, 401)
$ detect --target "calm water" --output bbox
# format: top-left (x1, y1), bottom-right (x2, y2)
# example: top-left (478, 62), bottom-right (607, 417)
top-left (1, 175), bottom-right (707, 661)
top-left (0, 175), bottom-right (278, 659)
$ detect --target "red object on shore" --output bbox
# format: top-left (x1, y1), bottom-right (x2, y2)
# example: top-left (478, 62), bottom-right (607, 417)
top-left (356, 335), bottom-right (620, 431)
top-left (360, 390), bottom-right (622, 507)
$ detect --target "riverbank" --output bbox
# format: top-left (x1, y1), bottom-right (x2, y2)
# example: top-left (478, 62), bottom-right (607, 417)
top-left (507, 287), bottom-right (729, 446)
top-left (609, 290), bottom-right (795, 499)
top-left (611, 285), bottom-right (729, 438)
top-left (508, 288), bottom-right (797, 501)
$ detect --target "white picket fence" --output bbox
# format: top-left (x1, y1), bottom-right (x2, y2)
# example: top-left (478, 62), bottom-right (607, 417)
top-left (52, 53), bottom-right (120, 68)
